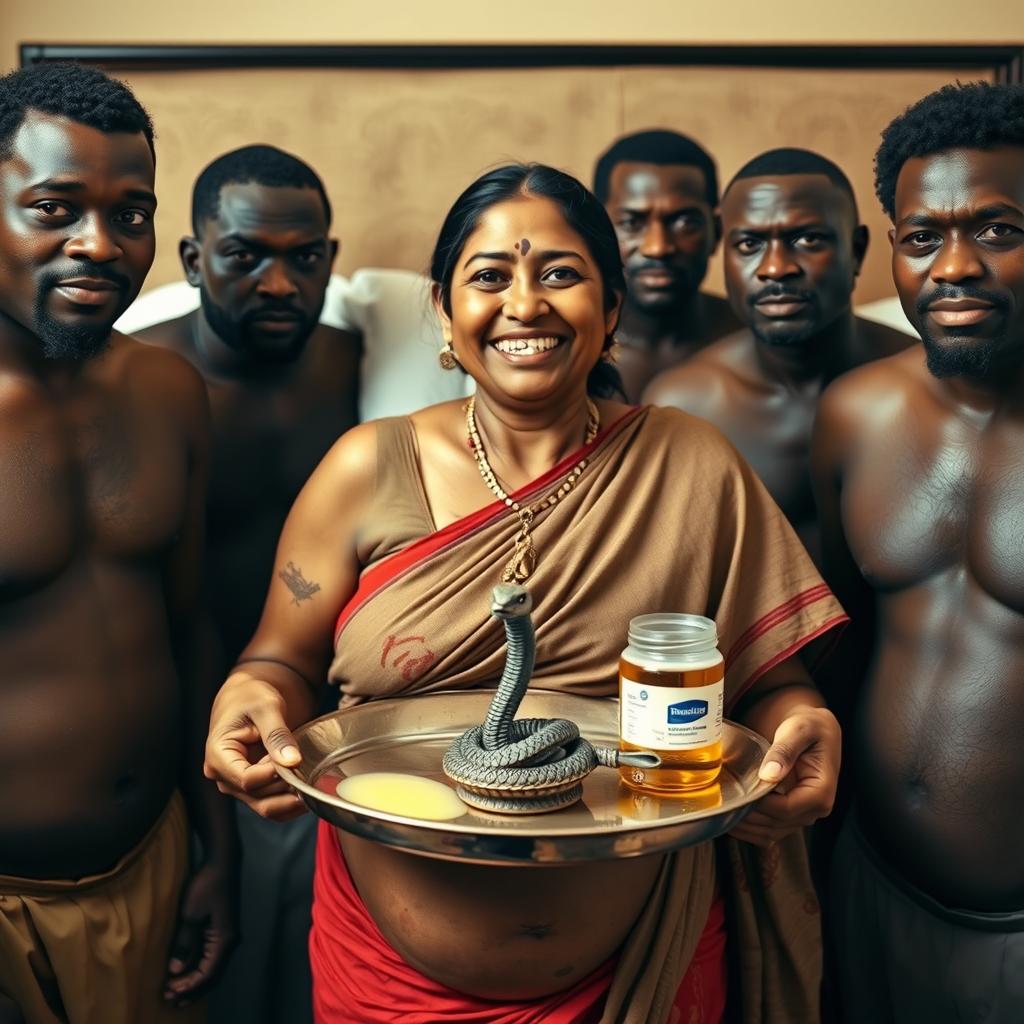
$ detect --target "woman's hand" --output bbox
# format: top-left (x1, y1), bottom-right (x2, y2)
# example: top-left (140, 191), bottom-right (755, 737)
top-left (203, 669), bottom-right (315, 821)
top-left (730, 703), bottom-right (841, 847)
top-left (200, 425), bottom-right (374, 820)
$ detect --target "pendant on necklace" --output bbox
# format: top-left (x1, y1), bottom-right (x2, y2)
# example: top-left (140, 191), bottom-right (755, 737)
top-left (501, 535), bottom-right (537, 583)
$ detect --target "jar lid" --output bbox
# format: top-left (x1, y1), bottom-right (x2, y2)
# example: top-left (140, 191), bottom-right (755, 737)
top-left (627, 613), bottom-right (718, 653)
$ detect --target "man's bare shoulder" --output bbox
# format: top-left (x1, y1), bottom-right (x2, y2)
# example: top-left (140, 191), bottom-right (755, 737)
top-left (851, 316), bottom-right (918, 365)
top-left (642, 331), bottom-right (752, 410)
top-left (701, 292), bottom-right (744, 340)
top-left (819, 345), bottom-right (928, 435)
top-left (314, 323), bottom-right (361, 348)
top-left (0, 365), bottom-right (44, 419)
top-left (309, 323), bottom-right (362, 374)
top-left (131, 313), bottom-right (194, 353)
top-left (107, 331), bottom-right (208, 422)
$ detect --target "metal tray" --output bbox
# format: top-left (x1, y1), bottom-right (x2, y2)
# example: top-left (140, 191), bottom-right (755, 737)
top-left (277, 689), bottom-right (772, 866)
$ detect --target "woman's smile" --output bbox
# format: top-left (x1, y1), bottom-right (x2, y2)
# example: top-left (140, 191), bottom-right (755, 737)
top-left (439, 195), bottom-right (617, 405)
top-left (489, 332), bottom-right (568, 362)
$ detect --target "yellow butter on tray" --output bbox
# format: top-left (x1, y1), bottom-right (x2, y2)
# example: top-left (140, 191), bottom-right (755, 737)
top-left (336, 772), bottom-right (468, 821)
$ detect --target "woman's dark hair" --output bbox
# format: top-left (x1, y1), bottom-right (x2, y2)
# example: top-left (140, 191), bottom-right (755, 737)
top-left (430, 163), bottom-right (626, 399)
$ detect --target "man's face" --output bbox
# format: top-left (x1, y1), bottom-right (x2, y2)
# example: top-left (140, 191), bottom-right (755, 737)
top-left (185, 182), bottom-right (335, 363)
top-left (604, 162), bottom-right (716, 313)
top-left (722, 174), bottom-right (863, 349)
top-left (0, 111), bottom-right (155, 361)
top-left (891, 146), bottom-right (1024, 381)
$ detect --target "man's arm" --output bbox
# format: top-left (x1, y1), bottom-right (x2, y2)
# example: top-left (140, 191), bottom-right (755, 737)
top-left (810, 375), bottom-right (878, 725)
top-left (157, 352), bottom-right (238, 1005)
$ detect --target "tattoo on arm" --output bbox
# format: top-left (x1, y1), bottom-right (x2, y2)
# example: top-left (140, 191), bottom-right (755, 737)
top-left (278, 561), bottom-right (322, 605)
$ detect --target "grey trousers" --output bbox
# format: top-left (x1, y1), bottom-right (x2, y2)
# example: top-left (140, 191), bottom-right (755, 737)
top-left (209, 805), bottom-right (316, 1024)
top-left (830, 812), bottom-right (1024, 1024)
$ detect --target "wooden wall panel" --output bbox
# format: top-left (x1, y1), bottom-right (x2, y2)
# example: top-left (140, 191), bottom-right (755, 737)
top-left (120, 63), bottom-right (990, 304)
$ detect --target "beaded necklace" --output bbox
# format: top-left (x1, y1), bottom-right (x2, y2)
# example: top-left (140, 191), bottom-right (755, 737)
top-left (465, 395), bottom-right (600, 583)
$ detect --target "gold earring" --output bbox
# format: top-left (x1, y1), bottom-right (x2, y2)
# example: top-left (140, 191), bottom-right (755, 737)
top-left (439, 342), bottom-right (458, 370)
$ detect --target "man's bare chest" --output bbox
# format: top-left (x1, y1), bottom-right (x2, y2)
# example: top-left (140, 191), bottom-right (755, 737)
top-left (718, 395), bottom-right (816, 521)
top-left (206, 384), bottom-right (351, 515)
top-left (843, 426), bottom-right (1024, 613)
top-left (0, 399), bottom-right (188, 595)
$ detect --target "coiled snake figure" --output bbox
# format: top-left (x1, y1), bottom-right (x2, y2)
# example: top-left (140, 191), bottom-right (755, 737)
top-left (442, 584), bottom-right (660, 814)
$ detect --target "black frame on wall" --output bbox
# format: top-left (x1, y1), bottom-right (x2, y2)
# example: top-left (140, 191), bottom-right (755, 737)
top-left (19, 43), bottom-right (1024, 83)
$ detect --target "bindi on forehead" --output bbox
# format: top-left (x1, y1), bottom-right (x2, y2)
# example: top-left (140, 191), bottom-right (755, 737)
top-left (514, 238), bottom-right (531, 255)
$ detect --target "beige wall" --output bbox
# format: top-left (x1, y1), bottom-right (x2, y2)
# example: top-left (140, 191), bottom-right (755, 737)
top-left (118, 63), bottom-right (984, 304)
top-left (4, 0), bottom-right (1024, 69)
top-left (3, 1), bottom-right (1021, 306)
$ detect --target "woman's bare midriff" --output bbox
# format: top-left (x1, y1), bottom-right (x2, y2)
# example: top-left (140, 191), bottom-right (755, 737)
top-left (340, 831), bottom-right (664, 999)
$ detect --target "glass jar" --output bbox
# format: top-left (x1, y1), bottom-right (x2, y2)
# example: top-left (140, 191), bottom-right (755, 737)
top-left (619, 613), bottom-right (724, 793)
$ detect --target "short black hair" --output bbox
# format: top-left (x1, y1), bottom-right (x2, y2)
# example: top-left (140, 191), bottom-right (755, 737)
top-left (0, 62), bottom-right (154, 161)
top-left (592, 129), bottom-right (719, 207)
top-left (191, 144), bottom-right (332, 235)
top-left (874, 81), bottom-right (1024, 219)
top-left (725, 147), bottom-right (857, 215)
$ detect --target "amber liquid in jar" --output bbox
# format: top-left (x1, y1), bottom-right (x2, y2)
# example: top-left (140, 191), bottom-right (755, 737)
top-left (619, 614), bottom-right (724, 794)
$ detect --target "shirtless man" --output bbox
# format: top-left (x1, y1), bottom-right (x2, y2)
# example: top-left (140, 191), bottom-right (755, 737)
top-left (138, 145), bottom-right (359, 1024)
top-left (812, 82), bottom-right (1024, 1022)
top-left (593, 130), bottom-right (740, 400)
top-left (0, 63), bottom-right (234, 1022)
top-left (138, 146), bottom-right (359, 663)
top-left (645, 149), bottom-right (910, 559)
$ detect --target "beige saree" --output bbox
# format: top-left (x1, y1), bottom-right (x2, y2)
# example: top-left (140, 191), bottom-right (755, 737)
top-left (327, 405), bottom-right (846, 1023)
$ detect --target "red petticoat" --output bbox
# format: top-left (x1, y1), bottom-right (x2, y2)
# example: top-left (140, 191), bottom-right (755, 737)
top-left (310, 821), bottom-right (726, 1023)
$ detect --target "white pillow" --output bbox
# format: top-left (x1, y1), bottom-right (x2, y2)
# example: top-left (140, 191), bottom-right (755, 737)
top-left (336, 268), bottom-right (473, 422)
top-left (115, 270), bottom-right (472, 421)
top-left (115, 279), bottom-right (199, 334)
top-left (854, 296), bottom-right (919, 338)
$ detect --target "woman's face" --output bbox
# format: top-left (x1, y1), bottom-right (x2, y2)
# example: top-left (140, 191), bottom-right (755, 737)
top-left (436, 195), bottom-right (621, 408)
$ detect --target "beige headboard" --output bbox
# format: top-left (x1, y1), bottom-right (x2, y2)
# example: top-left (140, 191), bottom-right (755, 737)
top-left (28, 47), bottom-right (1005, 305)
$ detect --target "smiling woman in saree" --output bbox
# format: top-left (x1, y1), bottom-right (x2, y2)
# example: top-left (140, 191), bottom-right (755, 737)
top-left (203, 163), bottom-right (846, 1024)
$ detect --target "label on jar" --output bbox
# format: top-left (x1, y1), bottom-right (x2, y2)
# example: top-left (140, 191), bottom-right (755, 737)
top-left (620, 677), bottom-right (724, 750)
